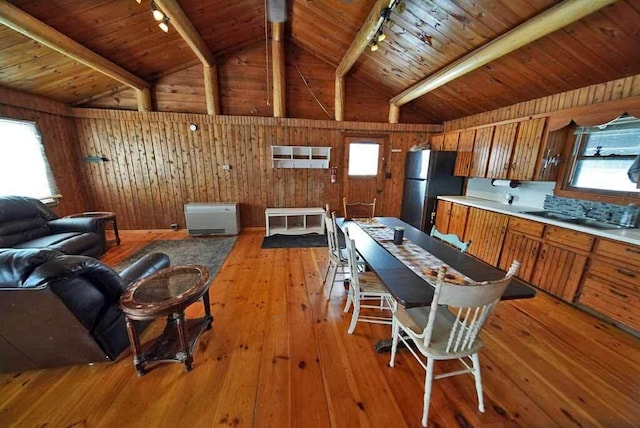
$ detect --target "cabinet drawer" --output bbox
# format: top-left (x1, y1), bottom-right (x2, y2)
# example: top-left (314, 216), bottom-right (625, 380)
top-left (594, 239), bottom-right (640, 268)
top-left (544, 225), bottom-right (595, 252)
top-left (587, 259), bottom-right (640, 291)
top-left (508, 217), bottom-right (544, 238)
top-left (579, 276), bottom-right (640, 332)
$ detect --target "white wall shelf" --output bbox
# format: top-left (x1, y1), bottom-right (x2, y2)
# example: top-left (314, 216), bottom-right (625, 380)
top-left (271, 145), bottom-right (331, 169)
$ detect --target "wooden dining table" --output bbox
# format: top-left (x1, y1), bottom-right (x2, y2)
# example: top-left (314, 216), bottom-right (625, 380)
top-left (337, 217), bottom-right (536, 309)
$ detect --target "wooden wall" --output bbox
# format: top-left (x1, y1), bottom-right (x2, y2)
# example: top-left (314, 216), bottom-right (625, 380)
top-left (0, 87), bottom-right (89, 216)
top-left (81, 43), bottom-right (427, 124)
top-left (72, 109), bottom-right (440, 229)
top-left (445, 73), bottom-right (640, 131)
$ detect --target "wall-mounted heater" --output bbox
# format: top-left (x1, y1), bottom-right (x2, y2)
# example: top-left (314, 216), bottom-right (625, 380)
top-left (184, 203), bottom-right (240, 236)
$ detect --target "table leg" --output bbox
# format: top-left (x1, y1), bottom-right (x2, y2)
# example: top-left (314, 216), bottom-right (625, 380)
top-left (111, 218), bottom-right (121, 245)
top-left (125, 317), bottom-right (145, 376)
top-left (202, 289), bottom-right (213, 330)
top-left (175, 311), bottom-right (193, 371)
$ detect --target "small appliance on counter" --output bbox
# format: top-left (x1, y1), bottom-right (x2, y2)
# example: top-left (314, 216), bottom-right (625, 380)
top-left (400, 150), bottom-right (464, 232)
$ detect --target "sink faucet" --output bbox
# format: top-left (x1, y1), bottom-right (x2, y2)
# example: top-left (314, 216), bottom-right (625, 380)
top-left (580, 203), bottom-right (594, 218)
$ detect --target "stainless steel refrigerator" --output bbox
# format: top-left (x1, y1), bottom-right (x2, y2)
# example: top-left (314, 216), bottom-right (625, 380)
top-left (400, 150), bottom-right (464, 232)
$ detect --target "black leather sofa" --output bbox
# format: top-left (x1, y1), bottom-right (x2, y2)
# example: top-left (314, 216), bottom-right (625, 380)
top-left (0, 248), bottom-right (170, 372)
top-left (0, 196), bottom-right (104, 257)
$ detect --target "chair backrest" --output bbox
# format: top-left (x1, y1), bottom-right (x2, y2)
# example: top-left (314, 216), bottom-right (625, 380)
top-left (343, 230), bottom-right (361, 290)
top-left (343, 197), bottom-right (376, 219)
top-left (325, 211), bottom-right (342, 261)
top-left (430, 225), bottom-right (471, 253)
top-left (423, 261), bottom-right (520, 353)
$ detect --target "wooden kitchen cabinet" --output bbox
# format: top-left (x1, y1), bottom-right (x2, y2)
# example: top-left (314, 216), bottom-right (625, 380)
top-left (534, 126), bottom-right (568, 181)
top-left (509, 118), bottom-right (547, 181)
top-left (454, 130), bottom-right (475, 176)
top-left (434, 200), bottom-right (452, 233)
top-left (530, 225), bottom-right (594, 303)
top-left (448, 203), bottom-right (469, 239)
top-left (443, 132), bottom-right (460, 151)
top-left (464, 207), bottom-right (508, 266)
top-left (486, 122), bottom-right (518, 179)
top-left (578, 239), bottom-right (640, 332)
top-left (498, 217), bottom-right (544, 283)
top-left (430, 134), bottom-right (444, 150)
top-left (469, 127), bottom-right (494, 177)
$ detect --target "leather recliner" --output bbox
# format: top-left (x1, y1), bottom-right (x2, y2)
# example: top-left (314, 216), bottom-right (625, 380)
top-left (0, 196), bottom-right (105, 257)
top-left (0, 248), bottom-right (170, 373)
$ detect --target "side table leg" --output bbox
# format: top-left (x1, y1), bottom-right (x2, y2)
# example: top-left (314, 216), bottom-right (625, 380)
top-left (202, 289), bottom-right (213, 330)
top-left (175, 312), bottom-right (193, 371)
top-left (125, 317), bottom-right (145, 376)
top-left (111, 218), bottom-right (121, 245)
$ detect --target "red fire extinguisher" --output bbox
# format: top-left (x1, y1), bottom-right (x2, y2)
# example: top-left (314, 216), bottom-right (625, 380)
top-left (330, 166), bottom-right (337, 184)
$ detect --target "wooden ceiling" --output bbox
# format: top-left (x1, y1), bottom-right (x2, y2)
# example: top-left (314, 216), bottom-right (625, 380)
top-left (1, 0), bottom-right (639, 122)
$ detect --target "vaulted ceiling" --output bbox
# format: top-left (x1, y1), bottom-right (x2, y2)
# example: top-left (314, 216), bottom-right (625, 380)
top-left (1, 0), bottom-right (639, 122)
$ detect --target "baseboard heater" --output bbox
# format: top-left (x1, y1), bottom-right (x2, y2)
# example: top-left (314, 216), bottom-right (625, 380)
top-left (184, 203), bottom-right (240, 236)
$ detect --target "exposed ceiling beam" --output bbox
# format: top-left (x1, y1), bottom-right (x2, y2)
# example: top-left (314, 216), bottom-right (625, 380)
top-left (155, 0), bottom-right (219, 115)
top-left (389, 0), bottom-right (619, 107)
top-left (335, 0), bottom-right (392, 121)
top-left (0, 0), bottom-right (153, 111)
top-left (272, 22), bottom-right (286, 118)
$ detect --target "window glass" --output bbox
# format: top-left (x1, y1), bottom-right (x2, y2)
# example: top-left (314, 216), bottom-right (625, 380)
top-left (0, 118), bottom-right (59, 198)
top-left (570, 116), bottom-right (640, 193)
top-left (348, 143), bottom-right (379, 176)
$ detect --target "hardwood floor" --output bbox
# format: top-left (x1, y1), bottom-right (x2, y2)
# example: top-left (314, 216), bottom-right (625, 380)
top-left (1, 229), bottom-right (638, 427)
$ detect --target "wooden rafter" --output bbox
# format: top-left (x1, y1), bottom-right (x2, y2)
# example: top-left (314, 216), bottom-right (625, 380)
top-left (389, 0), bottom-right (619, 108)
top-left (0, 0), bottom-right (153, 111)
top-left (334, 0), bottom-right (392, 121)
top-left (272, 22), bottom-right (286, 118)
top-left (155, 0), bottom-right (220, 115)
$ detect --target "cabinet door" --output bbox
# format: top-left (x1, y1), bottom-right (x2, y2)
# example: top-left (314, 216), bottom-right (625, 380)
top-left (448, 203), bottom-right (469, 239)
top-left (470, 127), bottom-right (494, 177)
top-left (509, 118), bottom-right (547, 181)
top-left (498, 231), bottom-right (541, 283)
top-left (534, 127), bottom-right (568, 181)
top-left (430, 134), bottom-right (444, 150)
top-left (454, 130), bottom-right (475, 176)
top-left (579, 275), bottom-right (640, 332)
top-left (464, 207), bottom-right (508, 266)
top-left (486, 123), bottom-right (518, 179)
top-left (531, 243), bottom-right (587, 302)
top-left (434, 200), bottom-right (452, 233)
top-left (443, 132), bottom-right (460, 151)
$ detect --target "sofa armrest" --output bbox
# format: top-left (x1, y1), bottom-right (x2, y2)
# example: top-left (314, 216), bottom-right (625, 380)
top-left (119, 253), bottom-right (170, 286)
top-left (48, 217), bottom-right (101, 235)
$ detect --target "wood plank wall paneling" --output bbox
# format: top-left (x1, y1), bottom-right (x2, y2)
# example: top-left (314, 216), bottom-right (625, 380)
top-left (78, 43), bottom-right (429, 124)
top-left (445, 73), bottom-right (640, 131)
top-left (0, 101), bottom-right (89, 216)
top-left (72, 109), bottom-right (440, 229)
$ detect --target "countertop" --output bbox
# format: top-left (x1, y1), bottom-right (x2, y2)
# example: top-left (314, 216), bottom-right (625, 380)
top-left (438, 195), bottom-right (640, 246)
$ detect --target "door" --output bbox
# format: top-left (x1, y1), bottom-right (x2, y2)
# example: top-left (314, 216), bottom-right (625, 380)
top-left (342, 136), bottom-right (388, 217)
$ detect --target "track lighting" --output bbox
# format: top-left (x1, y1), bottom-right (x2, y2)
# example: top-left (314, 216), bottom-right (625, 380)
top-left (377, 32), bottom-right (386, 42)
top-left (151, 2), bottom-right (164, 21)
top-left (369, 1), bottom-right (399, 53)
top-left (159, 17), bottom-right (170, 32)
top-left (370, 42), bottom-right (378, 52)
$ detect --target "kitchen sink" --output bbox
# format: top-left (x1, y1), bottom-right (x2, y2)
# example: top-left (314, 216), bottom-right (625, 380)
top-left (520, 211), bottom-right (629, 230)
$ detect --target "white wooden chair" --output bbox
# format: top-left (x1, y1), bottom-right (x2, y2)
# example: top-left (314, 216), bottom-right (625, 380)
top-left (430, 225), bottom-right (471, 253)
top-left (323, 211), bottom-right (349, 299)
top-left (343, 229), bottom-right (394, 334)
top-left (389, 261), bottom-right (520, 427)
top-left (343, 197), bottom-right (376, 220)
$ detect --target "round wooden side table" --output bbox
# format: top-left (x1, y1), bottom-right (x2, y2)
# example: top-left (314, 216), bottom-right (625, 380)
top-left (120, 265), bottom-right (212, 376)
top-left (64, 211), bottom-right (120, 246)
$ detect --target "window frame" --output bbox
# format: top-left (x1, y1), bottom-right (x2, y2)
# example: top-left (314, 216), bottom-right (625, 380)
top-left (347, 141), bottom-right (381, 177)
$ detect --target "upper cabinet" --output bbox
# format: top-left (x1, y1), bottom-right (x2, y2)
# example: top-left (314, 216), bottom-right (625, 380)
top-left (443, 132), bottom-right (460, 151)
top-left (454, 130), bottom-right (475, 177)
top-left (509, 118), bottom-right (547, 181)
top-left (486, 122), bottom-right (518, 179)
top-left (430, 134), bottom-right (444, 150)
top-left (535, 126), bottom-right (568, 182)
top-left (470, 127), bottom-right (494, 178)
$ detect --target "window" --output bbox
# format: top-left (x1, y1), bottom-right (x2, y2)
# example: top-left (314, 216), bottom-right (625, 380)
top-left (0, 118), bottom-right (59, 199)
top-left (348, 142), bottom-right (379, 176)
top-left (568, 115), bottom-right (640, 194)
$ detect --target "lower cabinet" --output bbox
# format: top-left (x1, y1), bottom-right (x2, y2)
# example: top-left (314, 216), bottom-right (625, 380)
top-left (448, 203), bottom-right (469, 239)
top-left (499, 233), bottom-right (540, 283)
top-left (530, 243), bottom-right (589, 302)
top-left (434, 200), bottom-right (452, 233)
top-left (464, 207), bottom-right (508, 266)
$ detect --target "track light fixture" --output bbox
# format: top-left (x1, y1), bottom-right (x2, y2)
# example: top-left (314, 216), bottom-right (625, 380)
top-left (159, 17), bottom-right (170, 32)
top-left (369, 1), bottom-right (398, 53)
top-left (377, 32), bottom-right (386, 42)
top-left (370, 42), bottom-right (379, 52)
top-left (151, 2), bottom-right (164, 21)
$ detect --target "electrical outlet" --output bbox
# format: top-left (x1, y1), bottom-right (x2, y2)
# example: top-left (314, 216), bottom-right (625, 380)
top-left (222, 165), bottom-right (231, 170)
top-left (170, 223), bottom-right (178, 230)
top-left (385, 172), bottom-right (392, 179)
